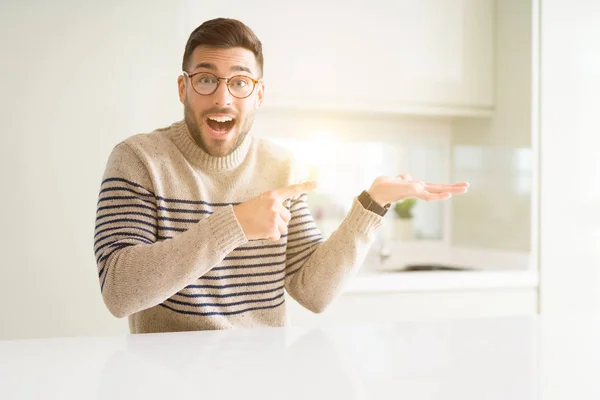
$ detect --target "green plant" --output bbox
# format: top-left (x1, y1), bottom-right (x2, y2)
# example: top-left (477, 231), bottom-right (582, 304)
top-left (393, 198), bottom-right (417, 219)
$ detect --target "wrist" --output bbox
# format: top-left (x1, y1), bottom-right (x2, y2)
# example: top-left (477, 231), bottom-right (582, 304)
top-left (359, 190), bottom-right (390, 216)
top-left (366, 189), bottom-right (386, 207)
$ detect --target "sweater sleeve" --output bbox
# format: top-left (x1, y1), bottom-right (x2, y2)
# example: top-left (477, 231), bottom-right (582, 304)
top-left (94, 143), bottom-right (248, 318)
top-left (283, 191), bottom-right (383, 313)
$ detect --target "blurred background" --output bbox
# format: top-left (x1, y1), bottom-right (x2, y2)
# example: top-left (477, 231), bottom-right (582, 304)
top-left (0, 0), bottom-right (598, 339)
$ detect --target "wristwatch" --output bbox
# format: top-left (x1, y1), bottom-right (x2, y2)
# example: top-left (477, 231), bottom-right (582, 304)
top-left (357, 190), bottom-right (391, 216)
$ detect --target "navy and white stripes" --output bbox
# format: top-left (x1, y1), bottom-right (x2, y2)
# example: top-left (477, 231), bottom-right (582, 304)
top-left (94, 177), bottom-right (323, 317)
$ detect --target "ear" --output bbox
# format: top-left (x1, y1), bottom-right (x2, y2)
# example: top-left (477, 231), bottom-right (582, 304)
top-left (255, 81), bottom-right (265, 108)
top-left (177, 75), bottom-right (186, 104)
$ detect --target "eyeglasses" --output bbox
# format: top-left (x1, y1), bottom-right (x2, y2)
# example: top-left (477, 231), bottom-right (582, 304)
top-left (183, 71), bottom-right (262, 99)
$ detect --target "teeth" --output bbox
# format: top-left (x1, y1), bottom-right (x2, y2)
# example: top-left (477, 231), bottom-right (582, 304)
top-left (208, 116), bottom-right (233, 123)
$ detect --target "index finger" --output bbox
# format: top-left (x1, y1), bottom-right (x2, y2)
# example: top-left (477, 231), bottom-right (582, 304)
top-left (272, 181), bottom-right (317, 201)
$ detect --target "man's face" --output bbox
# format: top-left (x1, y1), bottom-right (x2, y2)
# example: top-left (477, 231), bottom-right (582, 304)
top-left (178, 46), bottom-right (264, 157)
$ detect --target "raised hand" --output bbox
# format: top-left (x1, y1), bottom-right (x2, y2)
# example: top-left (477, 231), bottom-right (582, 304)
top-left (233, 181), bottom-right (318, 241)
top-left (367, 174), bottom-right (469, 205)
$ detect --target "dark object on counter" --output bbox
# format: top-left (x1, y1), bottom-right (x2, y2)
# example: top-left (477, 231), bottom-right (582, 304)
top-left (391, 264), bottom-right (475, 272)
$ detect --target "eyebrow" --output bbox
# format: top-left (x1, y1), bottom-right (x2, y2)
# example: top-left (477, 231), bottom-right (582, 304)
top-left (193, 62), bottom-right (253, 74)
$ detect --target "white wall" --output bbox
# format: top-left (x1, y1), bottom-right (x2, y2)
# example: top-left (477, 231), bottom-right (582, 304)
top-left (0, 0), bottom-right (188, 339)
top-left (539, 0), bottom-right (600, 313)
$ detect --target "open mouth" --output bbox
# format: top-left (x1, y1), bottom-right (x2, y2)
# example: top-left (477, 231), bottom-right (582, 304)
top-left (205, 115), bottom-right (236, 136)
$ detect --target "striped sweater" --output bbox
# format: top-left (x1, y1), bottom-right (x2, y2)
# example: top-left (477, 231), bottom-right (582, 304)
top-left (94, 120), bottom-right (383, 333)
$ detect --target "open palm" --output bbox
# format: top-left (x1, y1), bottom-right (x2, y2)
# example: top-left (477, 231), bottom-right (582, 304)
top-left (368, 174), bottom-right (469, 204)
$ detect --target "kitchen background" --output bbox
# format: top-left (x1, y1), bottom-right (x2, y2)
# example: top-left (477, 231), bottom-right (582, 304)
top-left (1, 0), bottom-right (598, 339)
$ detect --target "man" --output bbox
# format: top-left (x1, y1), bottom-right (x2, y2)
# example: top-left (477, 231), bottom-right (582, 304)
top-left (94, 18), bottom-right (468, 334)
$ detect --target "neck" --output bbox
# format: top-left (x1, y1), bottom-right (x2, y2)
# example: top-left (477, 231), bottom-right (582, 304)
top-left (172, 121), bottom-right (253, 170)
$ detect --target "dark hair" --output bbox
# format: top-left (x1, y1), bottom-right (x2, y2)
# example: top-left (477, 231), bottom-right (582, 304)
top-left (182, 18), bottom-right (264, 77)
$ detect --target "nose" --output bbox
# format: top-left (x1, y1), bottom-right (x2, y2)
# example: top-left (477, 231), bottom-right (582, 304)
top-left (213, 79), bottom-right (233, 107)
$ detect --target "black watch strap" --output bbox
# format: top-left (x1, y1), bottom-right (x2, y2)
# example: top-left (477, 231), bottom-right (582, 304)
top-left (357, 190), bottom-right (391, 216)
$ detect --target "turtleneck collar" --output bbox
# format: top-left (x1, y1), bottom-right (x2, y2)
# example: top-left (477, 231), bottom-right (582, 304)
top-left (170, 120), bottom-right (253, 170)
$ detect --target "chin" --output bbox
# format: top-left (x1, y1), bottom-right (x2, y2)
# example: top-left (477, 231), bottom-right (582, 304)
top-left (204, 138), bottom-right (237, 157)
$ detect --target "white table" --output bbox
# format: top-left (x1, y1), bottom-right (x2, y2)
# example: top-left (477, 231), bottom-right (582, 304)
top-left (1, 314), bottom-right (598, 399)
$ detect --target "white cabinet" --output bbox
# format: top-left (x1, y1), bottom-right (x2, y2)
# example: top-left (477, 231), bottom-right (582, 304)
top-left (287, 289), bottom-right (538, 327)
top-left (286, 270), bottom-right (539, 327)
top-left (185, 0), bottom-right (494, 115)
